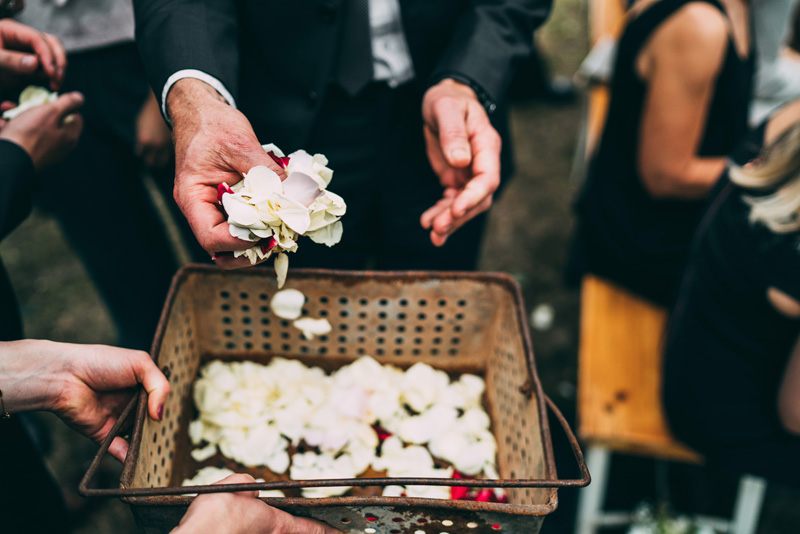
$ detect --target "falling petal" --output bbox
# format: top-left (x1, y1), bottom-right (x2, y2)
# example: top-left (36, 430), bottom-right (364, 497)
top-left (270, 288), bottom-right (306, 320)
top-left (293, 317), bottom-right (332, 340)
top-left (307, 220), bottom-right (343, 247)
top-left (275, 253), bottom-right (289, 288)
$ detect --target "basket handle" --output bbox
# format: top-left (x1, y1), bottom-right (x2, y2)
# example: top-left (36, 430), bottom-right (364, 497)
top-left (543, 394), bottom-right (592, 488)
top-left (80, 392), bottom-right (590, 497)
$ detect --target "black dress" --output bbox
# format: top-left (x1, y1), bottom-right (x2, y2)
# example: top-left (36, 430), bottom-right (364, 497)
top-left (663, 124), bottom-right (800, 487)
top-left (569, 0), bottom-right (755, 306)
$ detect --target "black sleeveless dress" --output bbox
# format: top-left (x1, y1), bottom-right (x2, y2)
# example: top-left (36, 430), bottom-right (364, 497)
top-left (569, 0), bottom-right (755, 306)
top-left (663, 122), bottom-right (800, 487)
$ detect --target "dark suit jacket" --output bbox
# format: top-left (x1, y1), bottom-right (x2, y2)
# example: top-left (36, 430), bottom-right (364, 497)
top-left (133, 0), bottom-right (551, 152)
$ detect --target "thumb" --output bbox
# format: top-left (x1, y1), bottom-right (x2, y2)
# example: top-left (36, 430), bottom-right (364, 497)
top-left (49, 91), bottom-right (85, 120)
top-left (235, 141), bottom-right (287, 180)
top-left (0, 49), bottom-right (38, 75)
top-left (130, 351), bottom-right (170, 421)
top-left (433, 100), bottom-right (471, 168)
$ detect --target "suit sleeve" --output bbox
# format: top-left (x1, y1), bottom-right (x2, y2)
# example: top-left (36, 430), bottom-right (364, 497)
top-left (432, 0), bottom-right (552, 106)
top-left (133, 0), bottom-right (240, 103)
top-left (0, 140), bottom-right (34, 242)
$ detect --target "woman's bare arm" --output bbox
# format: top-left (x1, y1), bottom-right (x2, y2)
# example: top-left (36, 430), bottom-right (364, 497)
top-left (774, 288), bottom-right (800, 434)
top-left (637, 3), bottom-right (731, 199)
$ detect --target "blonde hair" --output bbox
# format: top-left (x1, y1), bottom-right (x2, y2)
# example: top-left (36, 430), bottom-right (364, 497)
top-left (729, 124), bottom-right (800, 233)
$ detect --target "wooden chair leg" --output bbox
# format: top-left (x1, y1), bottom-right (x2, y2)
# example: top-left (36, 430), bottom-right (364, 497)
top-left (730, 476), bottom-right (766, 534)
top-left (575, 446), bottom-right (611, 534)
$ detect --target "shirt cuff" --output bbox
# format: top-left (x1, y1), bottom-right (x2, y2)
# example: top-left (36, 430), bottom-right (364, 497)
top-left (161, 69), bottom-right (237, 122)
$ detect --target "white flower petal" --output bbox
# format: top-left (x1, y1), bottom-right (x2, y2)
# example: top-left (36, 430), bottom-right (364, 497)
top-left (292, 318), bottom-right (332, 340)
top-left (276, 197), bottom-right (312, 234)
top-left (282, 172), bottom-right (321, 207)
top-left (275, 253), bottom-right (289, 288)
top-left (222, 194), bottom-right (263, 228)
top-left (262, 143), bottom-right (286, 158)
top-left (190, 443), bottom-right (217, 462)
top-left (243, 165), bottom-right (282, 199)
top-left (270, 288), bottom-right (305, 320)
top-left (228, 223), bottom-right (258, 242)
top-left (307, 220), bottom-right (343, 247)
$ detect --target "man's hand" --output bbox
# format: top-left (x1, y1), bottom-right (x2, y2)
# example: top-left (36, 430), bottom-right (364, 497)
top-left (136, 91), bottom-right (172, 169)
top-left (421, 78), bottom-right (501, 246)
top-left (168, 78), bottom-right (284, 268)
top-left (176, 474), bottom-right (340, 534)
top-left (0, 92), bottom-right (84, 170)
top-left (0, 339), bottom-right (170, 462)
top-left (0, 19), bottom-right (66, 90)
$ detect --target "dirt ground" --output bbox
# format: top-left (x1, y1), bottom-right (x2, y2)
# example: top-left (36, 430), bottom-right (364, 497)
top-left (3, 0), bottom-right (799, 532)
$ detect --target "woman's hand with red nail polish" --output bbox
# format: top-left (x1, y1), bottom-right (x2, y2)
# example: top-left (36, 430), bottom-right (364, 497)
top-left (0, 340), bottom-right (170, 462)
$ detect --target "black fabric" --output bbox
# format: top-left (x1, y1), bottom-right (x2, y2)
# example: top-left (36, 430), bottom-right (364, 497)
top-left (335, 0), bottom-right (373, 95)
top-left (133, 0), bottom-right (550, 151)
top-left (663, 124), bottom-right (800, 487)
top-left (0, 140), bottom-right (34, 242)
top-left (568, 0), bottom-right (755, 306)
top-left (35, 42), bottom-right (178, 349)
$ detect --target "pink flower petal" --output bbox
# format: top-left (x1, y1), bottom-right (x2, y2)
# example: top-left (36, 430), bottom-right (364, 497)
top-left (475, 489), bottom-right (494, 502)
top-left (268, 151), bottom-right (291, 169)
top-left (217, 182), bottom-right (234, 204)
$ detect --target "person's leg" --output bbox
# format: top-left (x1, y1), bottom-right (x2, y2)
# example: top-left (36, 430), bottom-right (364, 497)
top-left (37, 44), bottom-right (177, 349)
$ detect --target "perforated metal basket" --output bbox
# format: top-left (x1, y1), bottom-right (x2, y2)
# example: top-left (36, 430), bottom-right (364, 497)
top-left (80, 266), bottom-right (588, 533)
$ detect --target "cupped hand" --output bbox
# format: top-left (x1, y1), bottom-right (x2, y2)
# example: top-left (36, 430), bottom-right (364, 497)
top-left (421, 78), bottom-right (501, 246)
top-left (175, 474), bottom-right (340, 534)
top-left (0, 19), bottom-right (66, 90)
top-left (167, 78), bottom-right (285, 269)
top-left (0, 91), bottom-right (84, 170)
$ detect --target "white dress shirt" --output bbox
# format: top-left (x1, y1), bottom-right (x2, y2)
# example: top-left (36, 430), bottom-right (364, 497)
top-left (162, 0), bottom-right (414, 119)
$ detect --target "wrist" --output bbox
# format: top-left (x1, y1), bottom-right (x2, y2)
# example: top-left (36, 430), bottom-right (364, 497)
top-left (0, 340), bottom-right (69, 413)
top-left (167, 78), bottom-right (228, 129)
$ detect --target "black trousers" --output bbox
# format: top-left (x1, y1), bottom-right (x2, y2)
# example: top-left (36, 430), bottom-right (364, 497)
top-left (36, 42), bottom-right (178, 350)
top-left (291, 83), bottom-right (488, 270)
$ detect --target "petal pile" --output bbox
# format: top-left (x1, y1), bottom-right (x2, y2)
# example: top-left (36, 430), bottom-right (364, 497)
top-left (186, 356), bottom-right (500, 499)
top-left (217, 143), bottom-right (346, 287)
top-left (181, 466), bottom-right (285, 498)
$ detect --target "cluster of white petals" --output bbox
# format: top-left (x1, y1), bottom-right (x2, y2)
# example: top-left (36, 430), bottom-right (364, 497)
top-left (181, 466), bottom-right (285, 498)
top-left (218, 144), bottom-right (346, 287)
top-left (2, 86), bottom-right (57, 120)
top-left (187, 356), bottom-right (497, 499)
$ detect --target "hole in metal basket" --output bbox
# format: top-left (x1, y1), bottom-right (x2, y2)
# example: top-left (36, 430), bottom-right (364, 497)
top-left (466, 522), bottom-right (478, 529)
top-left (239, 292), bottom-right (249, 299)
top-left (340, 518), bottom-right (350, 524)
top-left (491, 524), bottom-right (502, 531)
top-left (365, 514), bottom-right (377, 522)
top-left (220, 291), bottom-right (230, 299)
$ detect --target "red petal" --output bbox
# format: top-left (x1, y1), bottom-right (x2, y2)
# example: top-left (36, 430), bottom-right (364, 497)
top-left (217, 182), bottom-right (234, 203)
top-left (475, 489), bottom-right (494, 502)
top-left (268, 151), bottom-right (291, 169)
top-left (261, 236), bottom-right (277, 254)
top-left (495, 492), bottom-right (509, 504)
top-left (450, 485), bottom-right (470, 500)
top-left (373, 424), bottom-right (392, 441)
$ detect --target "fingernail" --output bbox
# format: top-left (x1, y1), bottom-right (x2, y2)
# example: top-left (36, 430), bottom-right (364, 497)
top-left (21, 56), bottom-right (36, 68)
top-left (157, 404), bottom-right (164, 420)
top-left (211, 254), bottom-right (217, 262)
top-left (450, 148), bottom-right (469, 161)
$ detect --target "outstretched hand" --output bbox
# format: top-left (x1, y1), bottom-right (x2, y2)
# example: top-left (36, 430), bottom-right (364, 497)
top-left (167, 78), bottom-right (285, 269)
top-left (421, 78), bottom-right (501, 246)
top-left (0, 340), bottom-right (170, 462)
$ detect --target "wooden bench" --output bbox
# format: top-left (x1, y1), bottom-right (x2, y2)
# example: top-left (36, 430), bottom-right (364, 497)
top-left (574, 1), bottom-right (766, 532)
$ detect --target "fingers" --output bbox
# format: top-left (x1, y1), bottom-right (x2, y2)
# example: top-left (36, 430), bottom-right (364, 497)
top-left (50, 91), bottom-right (84, 120)
top-left (0, 49), bottom-right (39, 76)
top-left (181, 195), bottom-right (256, 255)
top-left (212, 253), bottom-right (265, 270)
top-left (420, 188), bottom-right (457, 230)
top-left (429, 195), bottom-right (492, 246)
top-left (108, 436), bottom-right (130, 463)
top-left (43, 33), bottom-right (66, 88)
top-left (451, 111), bottom-right (501, 218)
top-left (214, 473), bottom-right (259, 498)
top-left (128, 351), bottom-right (170, 422)
top-left (0, 22), bottom-right (58, 82)
top-left (430, 97), bottom-right (471, 168)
